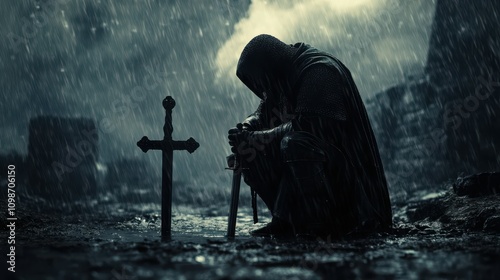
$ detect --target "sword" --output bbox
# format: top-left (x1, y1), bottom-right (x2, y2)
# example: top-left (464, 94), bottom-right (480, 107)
top-left (226, 124), bottom-right (257, 238)
top-left (226, 152), bottom-right (242, 239)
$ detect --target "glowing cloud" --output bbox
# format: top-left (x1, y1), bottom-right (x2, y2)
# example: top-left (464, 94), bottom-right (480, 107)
top-left (214, 0), bottom-right (381, 84)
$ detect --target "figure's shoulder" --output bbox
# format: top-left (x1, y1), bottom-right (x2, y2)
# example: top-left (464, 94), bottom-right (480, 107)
top-left (292, 45), bottom-right (345, 71)
top-left (300, 64), bottom-right (342, 81)
top-left (288, 43), bottom-right (353, 89)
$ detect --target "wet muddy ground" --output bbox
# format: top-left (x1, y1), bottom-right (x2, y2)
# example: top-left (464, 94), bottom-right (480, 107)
top-left (2, 186), bottom-right (500, 280)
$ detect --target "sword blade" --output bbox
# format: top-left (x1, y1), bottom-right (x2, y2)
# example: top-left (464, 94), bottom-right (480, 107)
top-left (227, 168), bottom-right (241, 238)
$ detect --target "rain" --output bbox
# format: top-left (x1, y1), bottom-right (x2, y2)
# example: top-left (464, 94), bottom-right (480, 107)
top-left (0, 0), bottom-right (499, 279)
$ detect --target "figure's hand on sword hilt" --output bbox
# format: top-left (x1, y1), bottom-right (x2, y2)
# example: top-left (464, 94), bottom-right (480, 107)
top-left (228, 123), bottom-right (250, 155)
top-left (227, 123), bottom-right (250, 171)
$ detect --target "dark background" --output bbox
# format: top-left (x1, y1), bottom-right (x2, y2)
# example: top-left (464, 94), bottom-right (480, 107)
top-left (0, 0), bottom-right (436, 196)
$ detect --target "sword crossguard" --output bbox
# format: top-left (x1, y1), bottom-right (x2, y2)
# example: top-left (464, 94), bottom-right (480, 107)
top-left (225, 167), bottom-right (249, 171)
top-left (225, 154), bottom-right (249, 171)
top-left (137, 136), bottom-right (200, 154)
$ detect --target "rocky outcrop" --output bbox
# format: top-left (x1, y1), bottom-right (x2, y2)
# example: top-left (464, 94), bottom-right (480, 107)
top-left (395, 174), bottom-right (500, 233)
top-left (453, 172), bottom-right (500, 197)
top-left (367, 0), bottom-right (500, 189)
top-left (425, 0), bottom-right (500, 85)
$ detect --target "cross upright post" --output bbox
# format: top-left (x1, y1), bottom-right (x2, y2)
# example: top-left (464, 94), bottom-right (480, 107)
top-left (137, 96), bottom-right (199, 241)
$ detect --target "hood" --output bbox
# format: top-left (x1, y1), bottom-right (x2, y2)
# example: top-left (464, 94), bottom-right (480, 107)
top-left (236, 34), bottom-right (297, 102)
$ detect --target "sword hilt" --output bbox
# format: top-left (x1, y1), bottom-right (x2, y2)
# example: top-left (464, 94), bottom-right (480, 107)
top-left (225, 153), bottom-right (248, 171)
top-left (226, 123), bottom-right (249, 171)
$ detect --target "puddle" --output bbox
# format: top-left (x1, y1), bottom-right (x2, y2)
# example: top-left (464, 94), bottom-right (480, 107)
top-left (2, 200), bottom-right (500, 279)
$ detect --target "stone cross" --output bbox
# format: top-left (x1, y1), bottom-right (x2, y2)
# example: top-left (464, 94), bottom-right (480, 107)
top-left (137, 96), bottom-right (199, 241)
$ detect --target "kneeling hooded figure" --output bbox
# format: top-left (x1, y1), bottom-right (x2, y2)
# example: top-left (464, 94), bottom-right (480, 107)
top-left (228, 34), bottom-right (392, 238)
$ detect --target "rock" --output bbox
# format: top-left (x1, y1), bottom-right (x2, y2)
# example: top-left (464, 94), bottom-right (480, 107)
top-left (406, 198), bottom-right (447, 222)
top-left (396, 178), bottom-right (500, 233)
top-left (366, 0), bottom-right (500, 189)
top-left (426, 0), bottom-right (500, 85)
top-left (453, 172), bottom-right (500, 197)
top-left (483, 216), bottom-right (500, 232)
top-left (464, 207), bottom-right (497, 230)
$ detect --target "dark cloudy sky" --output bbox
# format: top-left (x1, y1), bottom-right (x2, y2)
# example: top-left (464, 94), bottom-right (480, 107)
top-left (0, 0), bottom-right (436, 187)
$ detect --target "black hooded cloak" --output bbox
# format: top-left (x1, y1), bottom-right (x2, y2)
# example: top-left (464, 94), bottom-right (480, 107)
top-left (236, 34), bottom-right (392, 234)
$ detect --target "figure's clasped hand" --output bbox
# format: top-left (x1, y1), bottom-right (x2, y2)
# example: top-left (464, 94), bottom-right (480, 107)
top-left (228, 123), bottom-right (253, 154)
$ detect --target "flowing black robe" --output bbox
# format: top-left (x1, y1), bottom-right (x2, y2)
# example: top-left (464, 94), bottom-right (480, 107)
top-left (236, 35), bottom-right (392, 234)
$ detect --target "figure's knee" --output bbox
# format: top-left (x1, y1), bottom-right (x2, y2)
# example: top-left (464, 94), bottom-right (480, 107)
top-left (280, 132), bottom-right (326, 162)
